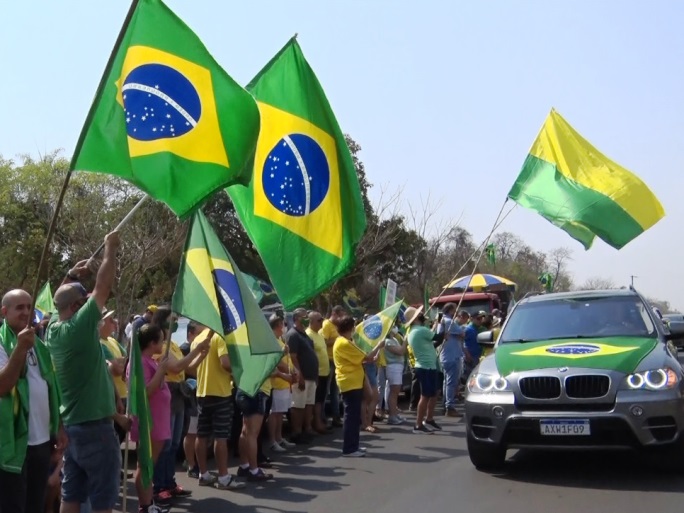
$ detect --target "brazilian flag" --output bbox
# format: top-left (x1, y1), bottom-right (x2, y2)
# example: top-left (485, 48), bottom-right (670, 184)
top-left (172, 211), bottom-right (283, 395)
top-left (227, 37), bottom-right (366, 309)
top-left (128, 328), bottom-right (154, 488)
top-left (34, 282), bottom-right (55, 323)
top-left (354, 301), bottom-right (403, 354)
top-left (71, 0), bottom-right (260, 218)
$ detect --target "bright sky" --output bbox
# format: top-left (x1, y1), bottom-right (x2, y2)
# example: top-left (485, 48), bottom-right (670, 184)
top-left (2, 1), bottom-right (682, 308)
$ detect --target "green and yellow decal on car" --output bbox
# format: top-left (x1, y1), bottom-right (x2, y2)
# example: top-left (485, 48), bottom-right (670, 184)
top-left (495, 338), bottom-right (658, 376)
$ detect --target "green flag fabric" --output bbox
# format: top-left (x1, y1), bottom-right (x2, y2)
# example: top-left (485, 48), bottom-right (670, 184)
top-left (354, 301), bottom-right (403, 354)
top-left (128, 328), bottom-right (154, 488)
top-left (485, 244), bottom-right (497, 265)
top-left (35, 282), bottom-right (55, 319)
top-left (539, 272), bottom-right (554, 293)
top-left (172, 211), bottom-right (283, 394)
top-left (226, 37), bottom-right (366, 309)
top-left (379, 286), bottom-right (387, 311)
top-left (71, 0), bottom-right (260, 218)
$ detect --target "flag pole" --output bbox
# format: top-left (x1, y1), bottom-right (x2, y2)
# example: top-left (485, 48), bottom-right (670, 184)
top-left (427, 199), bottom-right (514, 312)
top-left (88, 194), bottom-right (149, 263)
top-left (121, 408), bottom-right (131, 513)
top-left (29, 0), bottom-right (141, 323)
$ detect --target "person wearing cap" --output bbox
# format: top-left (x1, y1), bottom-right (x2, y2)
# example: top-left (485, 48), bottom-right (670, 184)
top-left (131, 305), bottom-right (158, 338)
top-left (404, 306), bottom-right (444, 434)
top-left (284, 308), bottom-right (319, 444)
top-left (46, 231), bottom-right (121, 513)
top-left (0, 289), bottom-right (65, 513)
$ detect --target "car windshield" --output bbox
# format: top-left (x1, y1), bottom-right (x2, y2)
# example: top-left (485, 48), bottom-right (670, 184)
top-left (499, 295), bottom-right (657, 343)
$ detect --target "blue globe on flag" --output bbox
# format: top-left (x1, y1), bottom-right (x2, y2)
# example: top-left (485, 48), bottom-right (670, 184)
top-left (363, 315), bottom-right (383, 340)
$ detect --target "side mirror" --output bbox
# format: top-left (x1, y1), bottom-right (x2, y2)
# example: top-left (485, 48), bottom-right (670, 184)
top-left (477, 330), bottom-right (496, 347)
top-left (665, 320), bottom-right (684, 342)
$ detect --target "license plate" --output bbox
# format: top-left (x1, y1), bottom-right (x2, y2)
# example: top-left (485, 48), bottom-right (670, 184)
top-left (539, 419), bottom-right (590, 436)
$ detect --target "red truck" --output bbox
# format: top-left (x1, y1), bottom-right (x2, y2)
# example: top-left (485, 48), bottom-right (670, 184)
top-left (428, 289), bottom-right (513, 317)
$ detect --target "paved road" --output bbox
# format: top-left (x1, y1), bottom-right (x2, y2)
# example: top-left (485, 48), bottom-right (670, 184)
top-left (117, 408), bottom-right (684, 513)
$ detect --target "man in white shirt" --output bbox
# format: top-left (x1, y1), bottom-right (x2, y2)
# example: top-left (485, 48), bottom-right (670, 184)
top-left (0, 289), bottom-right (65, 513)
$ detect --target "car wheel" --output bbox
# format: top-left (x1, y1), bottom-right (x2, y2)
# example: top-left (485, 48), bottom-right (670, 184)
top-left (466, 429), bottom-right (506, 471)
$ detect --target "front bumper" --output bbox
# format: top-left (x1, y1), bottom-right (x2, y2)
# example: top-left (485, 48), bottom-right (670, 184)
top-left (466, 388), bottom-right (684, 449)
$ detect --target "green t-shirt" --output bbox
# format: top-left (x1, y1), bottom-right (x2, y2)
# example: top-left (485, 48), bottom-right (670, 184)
top-left (408, 326), bottom-right (438, 370)
top-left (46, 297), bottom-right (115, 425)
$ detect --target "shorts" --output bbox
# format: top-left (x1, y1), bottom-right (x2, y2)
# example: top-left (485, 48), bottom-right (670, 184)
top-left (197, 396), bottom-right (234, 440)
top-left (386, 363), bottom-right (404, 386)
top-left (62, 420), bottom-right (121, 511)
top-left (415, 368), bottom-right (439, 398)
top-left (271, 388), bottom-right (291, 413)
top-left (291, 380), bottom-right (317, 408)
top-left (187, 416), bottom-right (198, 435)
top-left (316, 375), bottom-right (329, 404)
top-left (364, 363), bottom-right (378, 387)
top-left (235, 390), bottom-right (268, 417)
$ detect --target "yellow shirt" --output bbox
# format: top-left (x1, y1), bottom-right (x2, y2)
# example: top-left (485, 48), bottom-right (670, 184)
top-left (193, 331), bottom-right (233, 398)
top-left (307, 327), bottom-right (331, 377)
top-left (271, 338), bottom-right (292, 390)
top-left (100, 337), bottom-right (127, 399)
top-left (333, 336), bottom-right (366, 393)
top-left (155, 342), bottom-right (185, 383)
top-left (320, 319), bottom-right (338, 360)
top-left (407, 344), bottom-right (416, 368)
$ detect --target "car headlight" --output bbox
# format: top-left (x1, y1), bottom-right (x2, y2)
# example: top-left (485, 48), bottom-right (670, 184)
top-left (468, 373), bottom-right (511, 393)
top-left (625, 368), bottom-right (678, 391)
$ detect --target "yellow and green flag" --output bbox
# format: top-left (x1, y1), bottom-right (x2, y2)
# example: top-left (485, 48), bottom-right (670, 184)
top-left (354, 301), bottom-right (403, 354)
top-left (34, 282), bottom-right (55, 322)
top-left (71, 0), bottom-right (260, 218)
top-left (508, 109), bottom-right (664, 249)
top-left (128, 328), bottom-right (153, 488)
top-left (172, 211), bottom-right (283, 395)
top-left (227, 37), bottom-right (366, 309)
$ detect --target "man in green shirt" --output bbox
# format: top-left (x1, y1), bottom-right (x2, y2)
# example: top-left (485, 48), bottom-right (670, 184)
top-left (405, 307), bottom-right (444, 435)
top-left (46, 231), bottom-right (121, 513)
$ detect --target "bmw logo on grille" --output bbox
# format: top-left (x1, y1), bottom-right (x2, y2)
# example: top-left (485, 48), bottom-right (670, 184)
top-left (546, 344), bottom-right (600, 355)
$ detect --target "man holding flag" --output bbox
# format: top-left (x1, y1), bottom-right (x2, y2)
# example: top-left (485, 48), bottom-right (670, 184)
top-left (46, 231), bottom-right (121, 513)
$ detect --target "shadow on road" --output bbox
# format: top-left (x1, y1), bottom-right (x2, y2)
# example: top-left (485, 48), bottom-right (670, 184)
top-left (492, 449), bottom-right (684, 492)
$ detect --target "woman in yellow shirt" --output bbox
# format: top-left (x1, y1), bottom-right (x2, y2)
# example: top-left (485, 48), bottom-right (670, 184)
top-left (333, 316), bottom-right (384, 457)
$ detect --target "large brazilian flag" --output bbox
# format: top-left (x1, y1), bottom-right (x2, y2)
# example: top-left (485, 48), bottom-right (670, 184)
top-left (71, 0), bottom-right (260, 218)
top-left (227, 37), bottom-right (366, 309)
top-left (508, 109), bottom-right (664, 250)
top-left (172, 211), bottom-right (282, 396)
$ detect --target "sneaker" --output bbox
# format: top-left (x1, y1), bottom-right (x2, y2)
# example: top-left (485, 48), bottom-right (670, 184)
top-left (153, 490), bottom-right (173, 503)
top-left (187, 466), bottom-right (199, 479)
top-left (237, 466), bottom-right (250, 478)
top-left (271, 442), bottom-right (287, 452)
top-left (425, 419), bottom-right (442, 431)
top-left (342, 450), bottom-right (366, 457)
top-left (279, 439), bottom-right (296, 448)
top-left (413, 424), bottom-right (434, 434)
top-left (168, 485), bottom-right (192, 497)
top-left (198, 474), bottom-right (217, 487)
top-left (140, 504), bottom-right (170, 513)
top-left (247, 468), bottom-right (274, 482)
top-left (387, 416), bottom-right (404, 425)
top-left (257, 457), bottom-right (273, 469)
top-left (215, 475), bottom-right (246, 490)
top-left (358, 446), bottom-right (367, 453)
top-left (446, 409), bottom-right (463, 418)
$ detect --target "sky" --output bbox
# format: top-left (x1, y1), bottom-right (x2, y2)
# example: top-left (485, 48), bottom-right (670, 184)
top-left (2, 1), bottom-right (683, 308)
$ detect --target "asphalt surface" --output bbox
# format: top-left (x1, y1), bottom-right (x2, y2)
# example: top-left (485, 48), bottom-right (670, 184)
top-left (117, 404), bottom-right (684, 513)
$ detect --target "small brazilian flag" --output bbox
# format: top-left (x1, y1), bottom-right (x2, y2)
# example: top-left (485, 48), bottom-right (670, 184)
top-left (71, 0), bottom-right (260, 218)
top-left (538, 272), bottom-right (554, 293)
top-left (34, 282), bottom-right (55, 323)
top-left (227, 37), bottom-right (367, 309)
top-left (354, 301), bottom-right (403, 354)
top-left (172, 211), bottom-right (283, 395)
top-left (485, 244), bottom-right (497, 265)
top-left (128, 327), bottom-right (153, 488)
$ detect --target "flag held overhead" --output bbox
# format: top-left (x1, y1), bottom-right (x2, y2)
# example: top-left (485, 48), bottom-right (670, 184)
top-left (508, 109), bottom-right (664, 250)
top-left (227, 37), bottom-right (366, 309)
top-left (71, 0), bottom-right (260, 218)
top-left (354, 301), bottom-right (403, 354)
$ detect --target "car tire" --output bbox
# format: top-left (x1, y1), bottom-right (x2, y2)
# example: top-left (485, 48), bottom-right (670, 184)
top-left (466, 429), bottom-right (506, 471)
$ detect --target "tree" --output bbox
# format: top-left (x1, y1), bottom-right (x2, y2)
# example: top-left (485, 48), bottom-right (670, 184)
top-left (578, 277), bottom-right (616, 290)
top-left (547, 247), bottom-right (573, 292)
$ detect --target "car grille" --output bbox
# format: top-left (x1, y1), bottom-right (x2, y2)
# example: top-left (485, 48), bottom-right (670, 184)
top-left (565, 375), bottom-right (610, 399)
top-left (516, 402), bottom-right (614, 412)
top-left (519, 377), bottom-right (561, 399)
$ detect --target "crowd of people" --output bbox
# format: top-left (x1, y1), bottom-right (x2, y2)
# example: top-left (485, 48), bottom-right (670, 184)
top-left (0, 230), bottom-right (501, 513)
